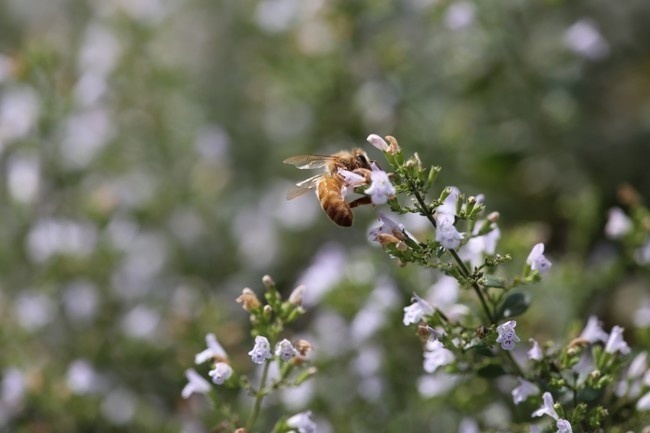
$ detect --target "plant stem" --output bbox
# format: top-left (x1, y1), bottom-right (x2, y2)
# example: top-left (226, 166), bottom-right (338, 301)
top-left (409, 184), bottom-right (496, 324)
top-left (246, 359), bottom-right (272, 432)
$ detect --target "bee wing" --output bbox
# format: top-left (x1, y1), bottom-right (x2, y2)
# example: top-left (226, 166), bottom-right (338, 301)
top-left (283, 154), bottom-right (333, 170)
top-left (286, 174), bottom-right (323, 200)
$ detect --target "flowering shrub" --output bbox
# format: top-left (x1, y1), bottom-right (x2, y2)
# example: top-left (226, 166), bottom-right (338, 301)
top-left (183, 135), bottom-right (650, 432)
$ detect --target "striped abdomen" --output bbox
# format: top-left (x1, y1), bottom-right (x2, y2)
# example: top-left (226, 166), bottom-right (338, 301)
top-left (317, 176), bottom-right (353, 227)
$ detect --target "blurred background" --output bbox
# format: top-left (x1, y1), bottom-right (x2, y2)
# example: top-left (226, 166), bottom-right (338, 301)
top-left (1, 0), bottom-right (649, 431)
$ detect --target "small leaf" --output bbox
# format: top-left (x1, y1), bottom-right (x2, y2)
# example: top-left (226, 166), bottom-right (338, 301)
top-left (496, 292), bottom-right (531, 320)
top-left (477, 363), bottom-right (506, 378)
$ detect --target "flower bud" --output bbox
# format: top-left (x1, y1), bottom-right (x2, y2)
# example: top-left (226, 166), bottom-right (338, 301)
top-left (262, 275), bottom-right (275, 289)
top-left (289, 285), bottom-right (305, 306)
top-left (385, 135), bottom-right (401, 155)
top-left (236, 288), bottom-right (261, 312)
top-left (367, 134), bottom-right (389, 152)
top-left (487, 211), bottom-right (500, 223)
top-left (294, 339), bottom-right (313, 356)
top-left (263, 305), bottom-right (273, 317)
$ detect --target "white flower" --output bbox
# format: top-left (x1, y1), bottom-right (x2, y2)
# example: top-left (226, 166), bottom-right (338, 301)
top-left (275, 339), bottom-right (298, 361)
top-left (367, 134), bottom-right (389, 152)
top-left (563, 19), bottom-right (609, 61)
top-left (556, 419), bottom-right (573, 433)
top-left (369, 212), bottom-right (417, 244)
top-left (604, 325), bottom-right (630, 355)
top-left (528, 338), bottom-right (543, 361)
top-left (248, 335), bottom-right (273, 364)
top-left (512, 377), bottom-right (540, 405)
top-left (287, 410), bottom-right (317, 433)
top-left (435, 219), bottom-right (464, 250)
top-left (427, 276), bottom-right (469, 321)
top-left (579, 315), bottom-right (609, 343)
top-left (627, 352), bottom-right (648, 379)
top-left (496, 320), bottom-right (520, 351)
top-left (436, 186), bottom-right (460, 218)
top-left (638, 391), bottom-right (650, 411)
top-left (605, 207), bottom-right (632, 239)
top-left (459, 222), bottom-right (500, 266)
top-left (423, 339), bottom-right (455, 373)
top-left (634, 299), bottom-right (650, 328)
top-left (403, 293), bottom-right (434, 326)
top-left (338, 168), bottom-right (367, 188)
top-left (181, 369), bottom-right (211, 398)
top-left (364, 163), bottom-right (395, 205)
top-left (195, 333), bottom-right (228, 364)
top-left (208, 362), bottom-right (233, 385)
top-left (532, 392), bottom-right (559, 420)
top-left (527, 243), bottom-right (552, 274)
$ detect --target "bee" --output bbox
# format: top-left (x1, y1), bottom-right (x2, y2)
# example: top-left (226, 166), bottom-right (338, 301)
top-left (283, 148), bottom-right (374, 227)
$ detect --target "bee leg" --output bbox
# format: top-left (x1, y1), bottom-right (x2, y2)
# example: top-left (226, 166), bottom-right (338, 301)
top-left (352, 168), bottom-right (372, 183)
top-left (348, 196), bottom-right (373, 208)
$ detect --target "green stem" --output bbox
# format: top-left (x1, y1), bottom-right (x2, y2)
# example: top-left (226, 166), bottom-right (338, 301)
top-left (246, 359), bottom-right (272, 432)
top-left (409, 184), bottom-right (496, 324)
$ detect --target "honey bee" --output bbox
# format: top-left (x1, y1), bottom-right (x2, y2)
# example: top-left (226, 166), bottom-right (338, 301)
top-left (284, 148), bottom-right (374, 227)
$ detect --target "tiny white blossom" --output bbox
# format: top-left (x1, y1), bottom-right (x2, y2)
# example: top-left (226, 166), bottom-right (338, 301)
top-left (637, 391), bottom-right (650, 411)
top-left (369, 212), bottom-right (417, 244)
top-left (605, 207), bottom-right (632, 239)
top-left (287, 410), bottom-right (317, 433)
top-left (527, 243), bottom-right (552, 274)
top-left (367, 134), bottom-right (389, 151)
top-left (248, 335), bottom-right (273, 364)
top-left (512, 377), bottom-right (540, 405)
top-left (579, 315), bottom-right (609, 343)
top-left (628, 352), bottom-right (648, 379)
top-left (423, 339), bottom-right (455, 373)
top-left (275, 339), bottom-right (298, 361)
top-left (528, 338), bottom-right (543, 361)
top-left (604, 325), bottom-right (630, 355)
top-left (435, 219), bottom-right (464, 250)
top-left (403, 293), bottom-right (434, 326)
top-left (634, 300), bottom-right (650, 328)
top-left (556, 419), bottom-right (573, 433)
top-left (496, 320), bottom-right (520, 351)
top-left (436, 186), bottom-right (460, 217)
top-left (181, 369), bottom-right (211, 398)
top-left (208, 362), bottom-right (233, 385)
top-left (532, 392), bottom-right (559, 420)
top-left (195, 333), bottom-right (228, 364)
top-left (635, 239), bottom-right (650, 265)
top-left (364, 163), bottom-right (395, 205)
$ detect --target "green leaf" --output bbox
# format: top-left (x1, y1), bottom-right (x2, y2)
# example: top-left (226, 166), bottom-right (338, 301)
top-left (496, 292), bottom-right (531, 320)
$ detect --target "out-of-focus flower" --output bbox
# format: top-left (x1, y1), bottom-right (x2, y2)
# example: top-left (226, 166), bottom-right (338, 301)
top-left (528, 338), bottom-right (543, 361)
top-left (249, 336), bottom-right (273, 364)
top-left (635, 239), bottom-right (650, 266)
top-left (208, 362), bottom-right (233, 385)
top-left (403, 293), bottom-right (434, 326)
top-left (458, 417), bottom-right (479, 433)
top-left (604, 207), bottom-right (632, 239)
top-left (367, 134), bottom-right (389, 152)
top-left (66, 359), bottom-right (99, 395)
top-left (289, 284), bottom-right (306, 306)
top-left (364, 163), bottom-right (395, 205)
top-left (276, 339), bottom-right (298, 361)
top-left (634, 299), bottom-right (650, 328)
top-left (181, 369), bottom-right (211, 398)
top-left (527, 243), bottom-right (552, 274)
top-left (444, 1), bottom-right (475, 30)
top-left (579, 316), bottom-right (609, 343)
top-left (236, 288), bottom-right (261, 312)
top-left (604, 325), bottom-right (630, 355)
top-left (1, 368), bottom-right (26, 407)
top-left (287, 410), bottom-right (317, 433)
top-left (512, 378), bottom-right (540, 405)
top-left (435, 219), bottom-right (463, 250)
top-left (195, 333), bottom-right (228, 364)
top-left (556, 419), bottom-right (573, 433)
top-left (496, 320), bottom-right (520, 351)
top-left (460, 222), bottom-right (500, 267)
top-left (423, 339), bottom-right (455, 373)
top-left (427, 276), bottom-right (469, 321)
top-left (563, 19), bottom-right (609, 61)
top-left (638, 392), bottom-right (650, 411)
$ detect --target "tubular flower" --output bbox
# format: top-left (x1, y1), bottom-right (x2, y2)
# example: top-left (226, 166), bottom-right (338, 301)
top-left (248, 335), bottom-right (273, 364)
top-left (364, 163), bottom-right (395, 205)
top-left (527, 243), bottom-right (552, 274)
top-left (181, 369), bottom-right (211, 399)
top-left (496, 320), bottom-right (520, 351)
top-left (403, 293), bottom-right (434, 326)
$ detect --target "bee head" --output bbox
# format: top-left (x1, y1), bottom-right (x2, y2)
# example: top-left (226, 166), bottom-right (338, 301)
top-left (353, 148), bottom-right (373, 170)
